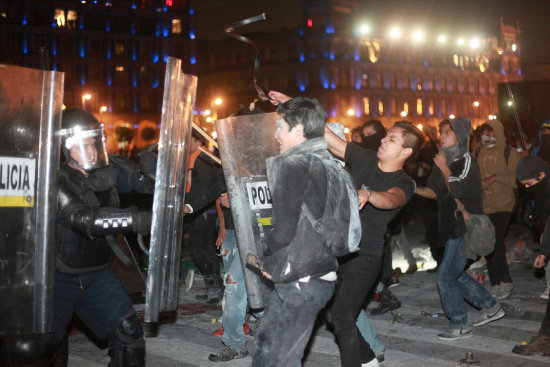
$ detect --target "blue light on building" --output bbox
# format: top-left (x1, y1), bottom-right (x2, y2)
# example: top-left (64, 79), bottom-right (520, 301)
top-left (152, 78), bottom-right (159, 88)
top-left (81, 74), bottom-right (86, 85)
top-left (331, 109), bottom-right (337, 117)
top-left (354, 51), bottom-right (360, 61)
top-left (330, 82), bottom-right (336, 89)
top-left (22, 15), bottom-right (27, 26)
top-left (518, 68), bottom-right (522, 76)
top-left (22, 39), bottom-right (28, 54)
top-left (189, 30), bottom-right (196, 39)
top-left (52, 42), bottom-right (57, 56)
top-left (80, 44), bottom-right (85, 58)
top-left (299, 29), bottom-right (304, 36)
top-left (106, 19), bottom-right (111, 32)
top-left (107, 47), bottom-right (111, 59)
top-left (326, 25), bottom-right (335, 34)
top-left (310, 52), bottom-right (316, 59)
top-left (163, 55), bottom-right (168, 63)
top-left (132, 76), bottom-right (137, 87)
top-left (329, 52), bottom-right (334, 60)
top-left (424, 60), bottom-right (429, 67)
top-left (299, 53), bottom-right (305, 62)
top-left (107, 75), bottom-right (112, 86)
top-left (163, 27), bottom-right (169, 37)
top-left (323, 81), bottom-right (329, 89)
top-left (356, 110), bottom-right (361, 118)
top-left (52, 63), bottom-right (57, 71)
top-left (194, 110), bottom-right (198, 115)
top-left (131, 24), bottom-right (135, 35)
top-left (152, 52), bottom-right (159, 63)
top-left (501, 67), bottom-right (506, 74)
top-left (190, 56), bottom-right (196, 65)
top-left (131, 3), bottom-right (137, 9)
top-left (299, 84), bottom-right (306, 92)
top-left (189, 8), bottom-right (195, 15)
top-left (355, 79), bottom-right (361, 90)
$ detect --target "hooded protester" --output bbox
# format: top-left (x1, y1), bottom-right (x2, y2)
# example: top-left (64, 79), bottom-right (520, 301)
top-left (361, 120), bottom-right (387, 151)
top-left (416, 117), bottom-right (505, 341)
top-left (475, 120), bottom-right (519, 299)
top-left (531, 119), bottom-right (550, 164)
top-left (512, 156), bottom-right (550, 356)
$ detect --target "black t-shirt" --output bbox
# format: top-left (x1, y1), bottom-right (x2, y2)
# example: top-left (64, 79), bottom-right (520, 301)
top-left (345, 143), bottom-right (416, 256)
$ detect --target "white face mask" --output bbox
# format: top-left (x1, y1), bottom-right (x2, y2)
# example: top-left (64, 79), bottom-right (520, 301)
top-left (481, 134), bottom-right (496, 148)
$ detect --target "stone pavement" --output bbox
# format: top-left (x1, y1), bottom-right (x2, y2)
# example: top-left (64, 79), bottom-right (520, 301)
top-left (65, 221), bottom-right (550, 366)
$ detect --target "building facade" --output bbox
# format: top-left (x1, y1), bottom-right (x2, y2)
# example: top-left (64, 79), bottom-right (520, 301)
top-left (197, 0), bottom-right (522, 131)
top-left (0, 0), bottom-right (196, 153)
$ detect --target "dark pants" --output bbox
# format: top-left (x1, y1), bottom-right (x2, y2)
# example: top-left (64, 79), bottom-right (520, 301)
top-left (486, 212), bottom-right (513, 285)
top-left (329, 254), bottom-right (381, 367)
top-left (541, 298), bottom-right (550, 336)
top-left (189, 211), bottom-right (220, 281)
top-left (252, 278), bottom-right (335, 367)
top-left (53, 268), bottom-right (137, 349)
top-left (380, 236), bottom-right (393, 287)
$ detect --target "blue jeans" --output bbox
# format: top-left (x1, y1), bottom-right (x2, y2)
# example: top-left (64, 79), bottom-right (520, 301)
top-left (53, 268), bottom-right (136, 345)
top-left (252, 278), bottom-right (335, 367)
top-left (220, 230), bottom-right (248, 348)
top-left (438, 235), bottom-right (498, 327)
top-left (356, 309), bottom-right (384, 356)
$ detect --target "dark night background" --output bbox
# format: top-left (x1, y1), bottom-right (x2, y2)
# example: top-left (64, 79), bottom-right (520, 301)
top-left (195, 0), bottom-right (550, 66)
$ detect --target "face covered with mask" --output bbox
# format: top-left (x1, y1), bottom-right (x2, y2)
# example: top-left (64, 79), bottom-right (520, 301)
top-left (480, 127), bottom-right (496, 148)
top-left (517, 156), bottom-right (550, 194)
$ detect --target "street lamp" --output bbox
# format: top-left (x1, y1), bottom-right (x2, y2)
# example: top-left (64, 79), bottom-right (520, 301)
top-left (347, 108), bottom-right (355, 116)
top-left (82, 93), bottom-right (91, 110)
top-left (212, 98), bottom-right (223, 120)
top-left (99, 106), bottom-right (107, 122)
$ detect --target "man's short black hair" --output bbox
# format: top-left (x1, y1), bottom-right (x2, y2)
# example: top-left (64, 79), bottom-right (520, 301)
top-left (439, 118), bottom-right (452, 132)
top-left (393, 120), bottom-right (424, 162)
top-left (276, 97), bottom-right (326, 139)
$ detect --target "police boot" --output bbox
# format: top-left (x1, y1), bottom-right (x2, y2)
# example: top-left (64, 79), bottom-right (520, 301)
top-left (512, 333), bottom-right (550, 356)
top-left (370, 287), bottom-right (401, 316)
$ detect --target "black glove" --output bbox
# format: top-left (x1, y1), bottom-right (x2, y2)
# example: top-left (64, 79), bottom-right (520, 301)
top-left (132, 211), bottom-right (152, 235)
top-left (139, 150), bottom-right (157, 177)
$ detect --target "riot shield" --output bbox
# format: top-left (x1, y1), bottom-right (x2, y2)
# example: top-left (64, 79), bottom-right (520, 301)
top-left (215, 113), bottom-right (278, 308)
top-left (0, 64), bottom-right (64, 335)
top-left (145, 57), bottom-right (196, 323)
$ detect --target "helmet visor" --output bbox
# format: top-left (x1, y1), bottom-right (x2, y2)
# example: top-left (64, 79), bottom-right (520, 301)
top-left (62, 127), bottom-right (109, 170)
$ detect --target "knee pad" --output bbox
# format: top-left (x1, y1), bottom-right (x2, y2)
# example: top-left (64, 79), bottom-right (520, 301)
top-left (109, 309), bottom-right (145, 367)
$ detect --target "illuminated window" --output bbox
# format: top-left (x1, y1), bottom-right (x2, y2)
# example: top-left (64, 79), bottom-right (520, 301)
top-left (429, 101), bottom-right (434, 116)
top-left (368, 45), bottom-right (377, 63)
top-left (172, 19), bottom-right (181, 34)
top-left (67, 10), bottom-right (77, 29)
top-left (115, 42), bottom-right (126, 56)
top-left (55, 9), bottom-right (65, 27)
top-left (378, 101), bottom-right (384, 115)
top-left (403, 102), bottom-right (409, 114)
top-left (363, 97), bottom-right (370, 115)
top-left (417, 99), bottom-right (422, 115)
top-left (116, 66), bottom-right (125, 72)
top-left (417, 82), bottom-right (422, 91)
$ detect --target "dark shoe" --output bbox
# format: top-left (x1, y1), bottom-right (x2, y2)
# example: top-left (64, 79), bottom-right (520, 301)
top-left (208, 344), bottom-right (249, 362)
top-left (195, 293), bottom-right (208, 301)
top-left (437, 324), bottom-right (473, 341)
top-left (512, 333), bottom-right (550, 356)
top-left (427, 266), bottom-right (439, 273)
top-left (371, 288), bottom-right (401, 315)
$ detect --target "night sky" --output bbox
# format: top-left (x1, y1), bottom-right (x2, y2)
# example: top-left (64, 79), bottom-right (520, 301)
top-left (195, 0), bottom-right (550, 66)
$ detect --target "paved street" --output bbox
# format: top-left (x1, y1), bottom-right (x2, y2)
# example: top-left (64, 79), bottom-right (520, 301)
top-left (65, 221), bottom-right (550, 367)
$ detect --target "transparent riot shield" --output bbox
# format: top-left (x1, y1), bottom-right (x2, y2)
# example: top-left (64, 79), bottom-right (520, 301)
top-left (215, 113), bottom-right (278, 308)
top-left (0, 64), bottom-right (64, 335)
top-left (145, 57), bottom-right (196, 323)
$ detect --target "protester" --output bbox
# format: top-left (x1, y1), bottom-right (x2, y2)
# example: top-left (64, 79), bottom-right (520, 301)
top-left (416, 118), bottom-right (505, 340)
top-left (475, 120), bottom-right (519, 299)
top-left (252, 97), bottom-right (360, 366)
top-left (325, 119), bottom-right (422, 366)
top-left (512, 155), bottom-right (550, 356)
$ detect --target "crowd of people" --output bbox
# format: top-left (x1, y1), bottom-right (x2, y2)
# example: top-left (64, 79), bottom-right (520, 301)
top-left (11, 93), bottom-right (549, 366)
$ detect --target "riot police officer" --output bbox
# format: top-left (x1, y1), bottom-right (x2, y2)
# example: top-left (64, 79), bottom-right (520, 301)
top-left (53, 108), bottom-right (155, 366)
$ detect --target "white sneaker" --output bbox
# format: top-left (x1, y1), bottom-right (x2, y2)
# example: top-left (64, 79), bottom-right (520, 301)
top-left (541, 287), bottom-right (550, 300)
top-left (362, 358), bottom-right (380, 367)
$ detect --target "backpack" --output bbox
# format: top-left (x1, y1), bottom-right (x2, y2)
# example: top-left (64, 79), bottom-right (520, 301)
top-left (302, 154), bottom-right (362, 257)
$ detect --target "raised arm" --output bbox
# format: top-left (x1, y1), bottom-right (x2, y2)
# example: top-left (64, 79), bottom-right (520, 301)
top-left (324, 125), bottom-right (347, 160)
